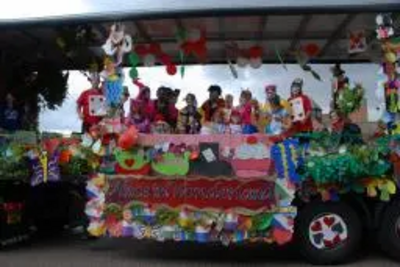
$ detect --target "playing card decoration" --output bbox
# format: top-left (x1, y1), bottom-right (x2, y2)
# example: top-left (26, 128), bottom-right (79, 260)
top-left (348, 30), bottom-right (367, 54)
top-left (290, 97), bottom-right (306, 122)
top-left (30, 150), bottom-right (61, 187)
top-left (89, 95), bottom-right (107, 116)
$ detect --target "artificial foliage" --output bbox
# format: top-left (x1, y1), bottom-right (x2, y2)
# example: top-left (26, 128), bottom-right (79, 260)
top-left (300, 134), bottom-right (392, 185)
top-left (336, 83), bottom-right (364, 116)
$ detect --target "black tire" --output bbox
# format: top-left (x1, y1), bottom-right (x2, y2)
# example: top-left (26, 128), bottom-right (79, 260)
top-left (296, 201), bottom-right (362, 265)
top-left (378, 200), bottom-right (400, 261)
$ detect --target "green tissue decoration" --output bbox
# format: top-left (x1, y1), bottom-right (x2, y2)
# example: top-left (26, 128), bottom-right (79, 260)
top-left (336, 83), bottom-right (364, 116)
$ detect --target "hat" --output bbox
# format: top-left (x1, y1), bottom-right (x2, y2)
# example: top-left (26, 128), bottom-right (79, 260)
top-left (331, 63), bottom-right (345, 77)
top-left (154, 114), bottom-right (166, 123)
top-left (291, 78), bottom-right (304, 88)
top-left (265, 85), bottom-right (277, 94)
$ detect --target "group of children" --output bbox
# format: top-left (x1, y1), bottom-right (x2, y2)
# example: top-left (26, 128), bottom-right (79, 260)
top-left (125, 78), bottom-right (315, 136)
top-left (77, 73), bottom-right (317, 136)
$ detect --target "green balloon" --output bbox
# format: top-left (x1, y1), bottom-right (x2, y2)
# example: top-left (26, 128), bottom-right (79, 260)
top-left (129, 68), bottom-right (138, 79)
top-left (129, 53), bottom-right (140, 66)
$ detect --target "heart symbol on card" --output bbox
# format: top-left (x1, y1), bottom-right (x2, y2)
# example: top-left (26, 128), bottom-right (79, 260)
top-left (323, 216), bottom-right (335, 227)
top-left (311, 221), bottom-right (322, 232)
top-left (125, 159), bottom-right (135, 167)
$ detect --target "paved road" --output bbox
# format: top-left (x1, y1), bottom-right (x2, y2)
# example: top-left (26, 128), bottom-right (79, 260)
top-left (0, 236), bottom-right (397, 267)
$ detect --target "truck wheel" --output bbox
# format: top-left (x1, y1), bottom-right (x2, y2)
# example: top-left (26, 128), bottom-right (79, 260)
top-left (378, 200), bottom-right (400, 261)
top-left (296, 201), bottom-right (362, 265)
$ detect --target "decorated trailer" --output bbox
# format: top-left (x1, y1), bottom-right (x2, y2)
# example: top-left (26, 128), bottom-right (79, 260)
top-left (0, 1), bottom-right (400, 265)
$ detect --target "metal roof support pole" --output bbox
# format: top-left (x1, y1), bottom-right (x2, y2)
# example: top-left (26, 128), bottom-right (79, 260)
top-left (286, 15), bottom-right (313, 57)
top-left (319, 14), bottom-right (357, 57)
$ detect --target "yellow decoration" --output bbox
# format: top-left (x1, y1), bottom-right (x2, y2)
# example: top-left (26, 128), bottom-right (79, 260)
top-left (39, 152), bottom-right (48, 183)
top-left (385, 52), bottom-right (397, 63)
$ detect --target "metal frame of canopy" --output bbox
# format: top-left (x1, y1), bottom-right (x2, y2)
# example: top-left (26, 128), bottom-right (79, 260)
top-left (0, 1), bottom-right (398, 70)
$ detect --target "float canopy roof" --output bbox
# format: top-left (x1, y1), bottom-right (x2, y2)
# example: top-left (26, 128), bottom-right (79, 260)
top-left (0, 1), bottom-right (399, 69)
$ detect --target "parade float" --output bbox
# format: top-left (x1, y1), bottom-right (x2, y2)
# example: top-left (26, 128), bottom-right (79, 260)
top-left (0, 1), bottom-right (399, 265)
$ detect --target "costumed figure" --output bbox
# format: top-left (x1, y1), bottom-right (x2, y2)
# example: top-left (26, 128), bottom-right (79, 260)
top-left (127, 85), bottom-right (154, 133)
top-left (211, 109), bottom-right (229, 134)
top-left (288, 78), bottom-right (313, 134)
top-left (151, 114), bottom-right (171, 134)
top-left (224, 94), bottom-right (234, 123)
top-left (76, 72), bottom-right (105, 133)
top-left (154, 87), bottom-right (178, 131)
top-left (330, 64), bottom-right (349, 110)
top-left (200, 85), bottom-right (226, 122)
top-left (330, 110), bottom-right (363, 145)
top-left (237, 89), bottom-right (258, 134)
top-left (177, 93), bottom-right (202, 134)
top-left (264, 95), bottom-right (291, 136)
top-left (228, 109), bottom-right (242, 134)
top-left (260, 85), bottom-right (291, 130)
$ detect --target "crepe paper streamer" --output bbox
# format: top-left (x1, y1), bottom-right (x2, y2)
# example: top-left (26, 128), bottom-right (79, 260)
top-left (271, 139), bottom-right (302, 183)
top-left (274, 46), bottom-right (288, 71)
top-left (104, 78), bottom-right (124, 107)
top-left (227, 60), bottom-right (238, 79)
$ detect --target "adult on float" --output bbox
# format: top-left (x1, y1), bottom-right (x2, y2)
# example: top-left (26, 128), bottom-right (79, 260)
top-left (288, 78), bottom-right (313, 135)
top-left (76, 72), bottom-right (104, 133)
top-left (330, 110), bottom-right (363, 145)
top-left (0, 93), bottom-right (23, 132)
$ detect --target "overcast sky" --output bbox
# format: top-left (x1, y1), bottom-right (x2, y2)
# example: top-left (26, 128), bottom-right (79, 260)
top-left (39, 63), bottom-right (384, 133)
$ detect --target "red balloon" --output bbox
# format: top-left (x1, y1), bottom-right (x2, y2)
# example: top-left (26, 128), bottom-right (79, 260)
top-left (134, 45), bottom-right (147, 56)
top-left (249, 46), bottom-right (263, 58)
top-left (166, 64), bottom-right (177, 75)
top-left (118, 126), bottom-right (138, 150)
top-left (149, 43), bottom-right (162, 55)
top-left (159, 53), bottom-right (172, 65)
top-left (304, 43), bottom-right (320, 57)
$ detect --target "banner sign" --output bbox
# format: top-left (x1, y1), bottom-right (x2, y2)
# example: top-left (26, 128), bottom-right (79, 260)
top-left (106, 177), bottom-right (276, 212)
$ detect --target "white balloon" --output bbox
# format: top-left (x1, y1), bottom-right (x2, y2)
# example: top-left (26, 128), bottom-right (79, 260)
top-left (143, 54), bottom-right (156, 67)
top-left (250, 57), bottom-right (262, 69)
top-left (102, 39), bottom-right (117, 56)
top-left (188, 28), bottom-right (201, 42)
top-left (236, 57), bottom-right (248, 68)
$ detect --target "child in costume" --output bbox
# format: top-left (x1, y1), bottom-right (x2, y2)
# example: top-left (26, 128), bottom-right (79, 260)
top-left (151, 114), bottom-right (171, 134)
top-left (264, 95), bottom-right (291, 135)
top-left (237, 90), bottom-right (258, 134)
top-left (177, 93), bottom-right (202, 134)
top-left (127, 85), bottom-right (155, 133)
top-left (211, 109), bottom-right (229, 134)
top-left (228, 109), bottom-right (242, 134)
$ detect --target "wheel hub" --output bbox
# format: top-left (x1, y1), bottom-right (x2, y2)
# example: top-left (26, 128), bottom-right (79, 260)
top-left (308, 213), bottom-right (348, 250)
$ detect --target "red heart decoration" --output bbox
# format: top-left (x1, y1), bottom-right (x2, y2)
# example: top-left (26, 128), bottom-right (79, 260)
top-left (333, 235), bottom-right (342, 245)
top-left (323, 239), bottom-right (334, 248)
top-left (323, 216), bottom-right (336, 227)
top-left (125, 159), bottom-right (135, 167)
top-left (311, 221), bottom-right (322, 232)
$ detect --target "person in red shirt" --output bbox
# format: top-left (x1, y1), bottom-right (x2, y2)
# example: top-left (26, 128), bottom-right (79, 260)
top-left (288, 78), bottom-right (313, 134)
top-left (200, 85), bottom-right (226, 123)
top-left (76, 73), bottom-right (105, 133)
